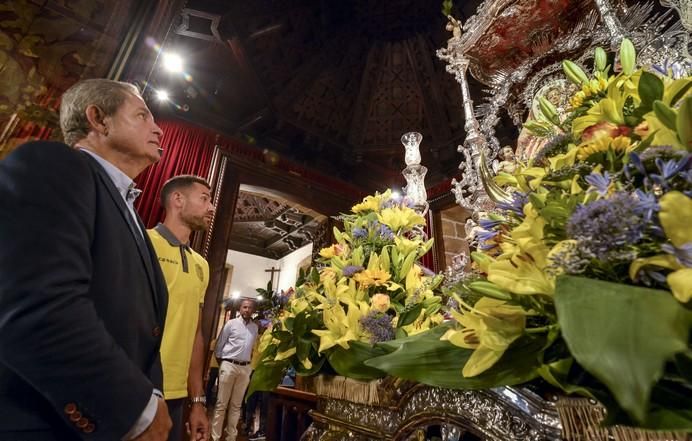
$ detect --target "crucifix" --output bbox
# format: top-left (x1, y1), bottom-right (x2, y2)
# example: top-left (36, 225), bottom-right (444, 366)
top-left (265, 266), bottom-right (281, 289)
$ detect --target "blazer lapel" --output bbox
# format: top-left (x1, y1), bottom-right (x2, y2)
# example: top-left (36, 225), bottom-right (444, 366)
top-left (83, 155), bottom-right (159, 300)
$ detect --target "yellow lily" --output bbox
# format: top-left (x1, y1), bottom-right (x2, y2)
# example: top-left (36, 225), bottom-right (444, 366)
top-left (400, 307), bottom-right (439, 336)
top-left (441, 297), bottom-right (526, 377)
top-left (274, 347), bottom-right (297, 361)
top-left (641, 111), bottom-right (686, 150)
top-left (488, 255), bottom-right (555, 295)
top-left (629, 191), bottom-right (692, 302)
top-left (352, 189), bottom-right (391, 213)
top-left (404, 264), bottom-right (423, 296)
top-left (394, 236), bottom-right (422, 257)
top-left (507, 203), bottom-right (551, 268)
top-left (312, 302), bottom-right (364, 353)
top-left (319, 243), bottom-right (349, 259)
top-left (377, 206), bottom-right (425, 232)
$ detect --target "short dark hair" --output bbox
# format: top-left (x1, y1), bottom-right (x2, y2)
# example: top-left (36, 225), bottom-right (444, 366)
top-left (160, 175), bottom-right (211, 208)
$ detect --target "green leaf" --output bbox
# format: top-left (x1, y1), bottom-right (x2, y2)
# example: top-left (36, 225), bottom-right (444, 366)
top-left (631, 129), bottom-right (658, 154)
top-left (246, 360), bottom-right (288, 399)
top-left (677, 96), bottom-right (692, 150)
top-left (667, 78), bottom-right (692, 106)
top-left (555, 276), bottom-right (692, 424)
top-left (366, 327), bottom-right (545, 389)
top-left (528, 193), bottom-right (545, 209)
top-left (327, 341), bottom-right (389, 380)
top-left (396, 302), bottom-right (423, 328)
top-left (653, 100), bottom-right (678, 131)
top-left (637, 71), bottom-right (664, 111)
top-left (597, 380), bottom-right (692, 431)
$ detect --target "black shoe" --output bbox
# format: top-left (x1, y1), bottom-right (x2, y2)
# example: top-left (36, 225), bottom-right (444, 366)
top-left (249, 431), bottom-right (266, 440)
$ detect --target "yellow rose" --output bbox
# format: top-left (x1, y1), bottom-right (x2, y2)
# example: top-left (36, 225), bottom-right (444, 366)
top-left (371, 293), bottom-right (390, 312)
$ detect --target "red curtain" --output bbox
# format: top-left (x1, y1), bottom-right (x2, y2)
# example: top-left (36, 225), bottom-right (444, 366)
top-left (135, 119), bottom-right (216, 228)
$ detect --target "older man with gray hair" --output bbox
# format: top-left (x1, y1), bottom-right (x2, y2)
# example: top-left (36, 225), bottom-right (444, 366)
top-left (0, 79), bottom-right (171, 441)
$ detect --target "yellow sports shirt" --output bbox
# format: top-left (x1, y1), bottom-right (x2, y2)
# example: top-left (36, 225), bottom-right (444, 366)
top-left (148, 225), bottom-right (209, 399)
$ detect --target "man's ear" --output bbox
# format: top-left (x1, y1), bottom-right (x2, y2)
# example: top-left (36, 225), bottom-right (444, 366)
top-left (84, 105), bottom-right (108, 135)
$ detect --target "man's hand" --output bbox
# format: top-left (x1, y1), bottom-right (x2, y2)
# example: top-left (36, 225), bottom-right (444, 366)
top-left (187, 404), bottom-right (209, 441)
top-left (133, 398), bottom-right (172, 441)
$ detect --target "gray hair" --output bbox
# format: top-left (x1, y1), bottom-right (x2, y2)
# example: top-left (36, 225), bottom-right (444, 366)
top-left (59, 79), bottom-right (141, 146)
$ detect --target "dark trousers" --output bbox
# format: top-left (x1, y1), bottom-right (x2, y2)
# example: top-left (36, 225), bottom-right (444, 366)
top-left (166, 398), bottom-right (185, 441)
top-left (244, 391), bottom-right (269, 433)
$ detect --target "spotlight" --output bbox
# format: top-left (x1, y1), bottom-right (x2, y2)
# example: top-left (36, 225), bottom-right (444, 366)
top-left (391, 190), bottom-right (401, 200)
top-left (162, 52), bottom-right (183, 73)
top-left (257, 295), bottom-right (264, 301)
top-left (231, 291), bottom-right (240, 299)
top-left (156, 90), bottom-right (169, 101)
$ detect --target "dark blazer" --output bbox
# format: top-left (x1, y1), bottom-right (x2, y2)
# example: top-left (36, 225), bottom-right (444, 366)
top-left (0, 141), bottom-right (168, 440)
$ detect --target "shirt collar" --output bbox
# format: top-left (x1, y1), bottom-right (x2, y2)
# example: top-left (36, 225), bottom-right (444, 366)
top-left (154, 223), bottom-right (191, 250)
top-left (78, 147), bottom-right (136, 200)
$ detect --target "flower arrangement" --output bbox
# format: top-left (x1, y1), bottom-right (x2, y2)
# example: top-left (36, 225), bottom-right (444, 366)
top-left (368, 40), bottom-right (691, 430)
top-left (247, 39), bottom-right (691, 432)
top-left (247, 190), bottom-right (445, 396)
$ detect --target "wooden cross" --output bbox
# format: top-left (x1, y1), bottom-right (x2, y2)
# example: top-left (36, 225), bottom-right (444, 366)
top-left (265, 266), bottom-right (281, 288)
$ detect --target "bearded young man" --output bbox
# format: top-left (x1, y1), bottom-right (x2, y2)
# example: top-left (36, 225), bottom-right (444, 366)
top-left (148, 175), bottom-right (216, 441)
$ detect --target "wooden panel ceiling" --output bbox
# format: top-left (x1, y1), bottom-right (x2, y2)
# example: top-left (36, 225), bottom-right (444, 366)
top-left (229, 189), bottom-right (327, 259)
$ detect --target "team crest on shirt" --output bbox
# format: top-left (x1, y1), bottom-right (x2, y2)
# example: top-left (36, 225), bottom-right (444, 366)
top-left (195, 263), bottom-right (204, 282)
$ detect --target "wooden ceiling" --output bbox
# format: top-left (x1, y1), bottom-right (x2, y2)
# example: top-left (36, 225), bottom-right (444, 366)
top-left (229, 188), bottom-right (327, 259)
top-left (142, 0), bottom-right (505, 193)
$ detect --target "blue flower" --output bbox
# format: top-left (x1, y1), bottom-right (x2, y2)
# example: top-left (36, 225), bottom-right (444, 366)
top-left (662, 242), bottom-right (692, 268)
top-left (377, 224), bottom-right (394, 240)
top-left (624, 152), bottom-right (646, 181)
top-left (476, 229), bottom-right (499, 242)
top-left (359, 311), bottom-right (395, 343)
top-left (352, 227), bottom-right (368, 239)
top-left (567, 193), bottom-right (646, 262)
top-left (585, 171), bottom-right (611, 196)
top-left (496, 192), bottom-right (528, 218)
top-left (479, 218), bottom-right (502, 230)
top-left (342, 265), bottom-right (365, 277)
top-left (633, 189), bottom-right (659, 222)
top-left (420, 266), bottom-right (435, 277)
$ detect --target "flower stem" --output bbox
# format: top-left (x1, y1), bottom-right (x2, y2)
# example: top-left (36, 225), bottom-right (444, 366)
top-left (526, 325), bottom-right (558, 334)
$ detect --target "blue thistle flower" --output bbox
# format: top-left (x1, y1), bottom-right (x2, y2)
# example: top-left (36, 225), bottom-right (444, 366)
top-left (352, 227), bottom-right (368, 239)
top-left (566, 193), bottom-right (646, 262)
top-left (359, 311), bottom-right (395, 343)
top-left (342, 265), bottom-right (365, 277)
top-left (377, 224), bottom-right (394, 240)
top-left (585, 171), bottom-right (611, 196)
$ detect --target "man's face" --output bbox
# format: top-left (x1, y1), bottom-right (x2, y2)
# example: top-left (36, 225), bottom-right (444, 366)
top-left (239, 300), bottom-right (255, 320)
top-left (180, 182), bottom-right (215, 231)
top-left (103, 93), bottom-right (163, 166)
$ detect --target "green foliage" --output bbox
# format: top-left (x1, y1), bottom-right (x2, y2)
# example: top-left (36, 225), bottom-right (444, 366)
top-left (555, 276), bottom-right (692, 426)
top-left (366, 326), bottom-right (546, 389)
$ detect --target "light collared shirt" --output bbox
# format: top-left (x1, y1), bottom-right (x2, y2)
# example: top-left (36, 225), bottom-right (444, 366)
top-left (77, 147), bottom-right (156, 440)
top-left (79, 148), bottom-right (143, 238)
top-left (216, 317), bottom-right (258, 362)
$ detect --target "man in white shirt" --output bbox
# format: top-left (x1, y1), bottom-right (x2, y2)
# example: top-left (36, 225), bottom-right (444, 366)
top-left (211, 298), bottom-right (258, 441)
